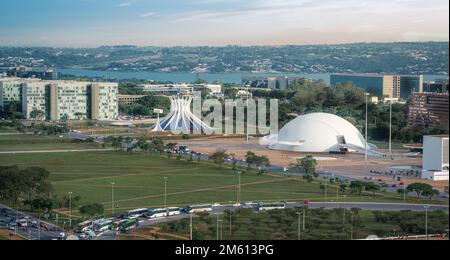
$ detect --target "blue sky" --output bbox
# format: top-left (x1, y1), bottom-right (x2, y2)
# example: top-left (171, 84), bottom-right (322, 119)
top-left (0, 0), bottom-right (448, 47)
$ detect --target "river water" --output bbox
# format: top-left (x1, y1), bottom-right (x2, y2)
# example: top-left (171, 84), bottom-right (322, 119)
top-left (59, 68), bottom-right (447, 84)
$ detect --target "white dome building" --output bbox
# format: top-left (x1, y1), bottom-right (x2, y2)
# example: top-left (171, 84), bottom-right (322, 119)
top-left (262, 113), bottom-right (368, 153)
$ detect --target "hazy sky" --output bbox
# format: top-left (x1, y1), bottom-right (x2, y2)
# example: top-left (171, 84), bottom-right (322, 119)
top-left (0, 0), bottom-right (448, 47)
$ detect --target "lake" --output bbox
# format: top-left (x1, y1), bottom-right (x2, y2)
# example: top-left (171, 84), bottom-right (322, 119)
top-left (59, 68), bottom-right (448, 84)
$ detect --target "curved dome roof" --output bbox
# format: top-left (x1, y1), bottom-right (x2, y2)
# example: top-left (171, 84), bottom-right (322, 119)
top-left (268, 113), bottom-right (366, 153)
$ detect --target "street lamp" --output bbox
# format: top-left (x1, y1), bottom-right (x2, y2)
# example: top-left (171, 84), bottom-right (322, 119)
top-left (68, 192), bottom-right (73, 228)
top-left (303, 207), bottom-right (306, 231)
top-left (164, 177), bottom-right (168, 210)
top-left (350, 212), bottom-right (354, 240)
top-left (296, 212), bottom-right (302, 240)
top-left (364, 92), bottom-right (370, 168)
top-left (111, 183), bottom-right (115, 217)
top-left (190, 213), bottom-right (193, 241)
top-left (237, 171), bottom-right (242, 205)
top-left (216, 214), bottom-right (220, 241)
top-left (424, 205), bottom-right (430, 240)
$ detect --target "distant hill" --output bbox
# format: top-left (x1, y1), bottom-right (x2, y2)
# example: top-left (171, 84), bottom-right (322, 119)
top-left (0, 42), bottom-right (448, 75)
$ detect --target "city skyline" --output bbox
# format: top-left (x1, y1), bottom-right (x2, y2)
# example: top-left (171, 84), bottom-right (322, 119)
top-left (0, 0), bottom-right (449, 47)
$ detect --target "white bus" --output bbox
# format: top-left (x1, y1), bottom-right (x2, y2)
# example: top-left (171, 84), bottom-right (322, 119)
top-left (94, 219), bottom-right (113, 233)
top-left (167, 207), bottom-right (181, 216)
top-left (258, 202), bottom-right (286, 211)
top-left (76, 220), bottom-right (93, 233)
top-left (148, 207), bottom-right (182, 219)
top-left (183, 204), bottom-right (213, 214)
top-left (124, 208), bottom-right (148, 219)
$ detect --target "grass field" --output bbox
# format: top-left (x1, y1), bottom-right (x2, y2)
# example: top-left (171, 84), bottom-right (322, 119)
top-left (0, 149), bottom-right (428, 216)
top-left (0, 135), bottom-right (442, 218)
top-left (370, 140), bottom-right (409, 150)
top-left (0, 135), bottom-right (103, 152)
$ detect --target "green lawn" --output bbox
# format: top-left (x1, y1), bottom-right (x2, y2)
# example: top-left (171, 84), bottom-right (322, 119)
top-left (0, 150), bottom-right (428, 216)
top-left (370, 140), bottom-right (409, 150)
top-left (0, 134), bottom-right (103, 151)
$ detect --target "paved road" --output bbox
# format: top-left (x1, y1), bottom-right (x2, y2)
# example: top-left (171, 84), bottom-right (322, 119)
top-left (0, 148), bottom-right (115, 155)
top-left (0, 204), bottom-right (63, 240)
top-left (304, 202), bottom-right (449, 212)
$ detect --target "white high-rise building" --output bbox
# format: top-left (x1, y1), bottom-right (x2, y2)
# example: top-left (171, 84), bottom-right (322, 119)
top-left (422, 135), bottom-right (449, 181)
top-left (1, 77), bottom-right (118, 121)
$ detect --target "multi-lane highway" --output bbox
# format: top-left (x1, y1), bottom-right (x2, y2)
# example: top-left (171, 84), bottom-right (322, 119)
top-left (0, 205), bottom-right (63, 240)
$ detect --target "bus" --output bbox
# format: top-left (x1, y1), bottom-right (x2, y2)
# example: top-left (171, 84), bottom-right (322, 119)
top-left (124, 208), bottom-right (148, 219)
top-left (258, 202), bottom-right (286, 211)
top-left (94, 219), bottom-right (113, 233)
top-left (183, 204), bottom-right (213, 214)
top-left (119, 219), bottom-right (138, 233)
top-left (75, 220), bottom-right (93, 233)
top-left (147, 207), bottom-right (182, 219)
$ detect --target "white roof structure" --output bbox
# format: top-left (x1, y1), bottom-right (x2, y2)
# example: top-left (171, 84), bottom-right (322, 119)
top-left (153, 96), bottom-right (214, 132)
top-left (262, 113), bottom-right (368, 153)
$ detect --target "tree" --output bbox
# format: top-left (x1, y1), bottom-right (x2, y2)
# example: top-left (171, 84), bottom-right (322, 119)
top-left (296, 156), bottom-right (317, 176)
top-left (165, 143), bottom-right (178, 153)
top-left (151, 138), bottom-right (165, 154)
top-left (245, 151), bottom-right (257, 169)
top-left (30, 108), bottom-right (45, 123)
top-left (79, 203), bottom-right (105, 219)
top-left (340, 183), bottom-right (348, 193)
top-left (422, 189), bottom-right (440, 200)
top-left (0, 166), bottom-right (53, 208)
top-left (349, 181), bottom-right (365, 195)
top-left (406, 183), bottom-right (434, 199)
top-left (230, 153), bottom-right (238, 170)
top-left (210, 149), bottom-right (229, 168)
top-left (23, 196), bottom-right (56, 213)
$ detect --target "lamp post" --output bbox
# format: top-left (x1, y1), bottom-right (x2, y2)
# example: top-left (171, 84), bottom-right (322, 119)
top-left (403, 182), bottom-right (407, 204)
top-left (237, 172), bottom-right (242, 205)
top-left (190, 213), bottom-right (193, 241)
top-left (365, 92), bottom-right (370, 168)
top-left (303, 207), bottom-right (306, 231)
top-left (111, 183), bottom-right (115, 217)
top-left (229, 211), bottom-right (233, 238)
top-left (216, 214), bottom-right (220, 241)
top-left (296, 212), bottom-right (302, 240)
top-left (164, 177), bottom-right (168, 210)
top-left (68, 192), bottom-right (73, 228)
top-left (336, 183), bottom-right (339, 208)
top-left (424, 205), bottom-right (430, 240)
top-left (350, 212), bottom-right (354, 240)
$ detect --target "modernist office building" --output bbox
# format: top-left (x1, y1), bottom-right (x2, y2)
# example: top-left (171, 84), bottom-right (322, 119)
top-left (408, 92), bottom-right (449, 130)
top-left (241, 76), bottom-right (301, 90)
top-left (330, 74), bottom-right (423, 99)
top-left (422, 135), bottom-right (449, 181)
top-left (0, 77), bottom-right (118, 120)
